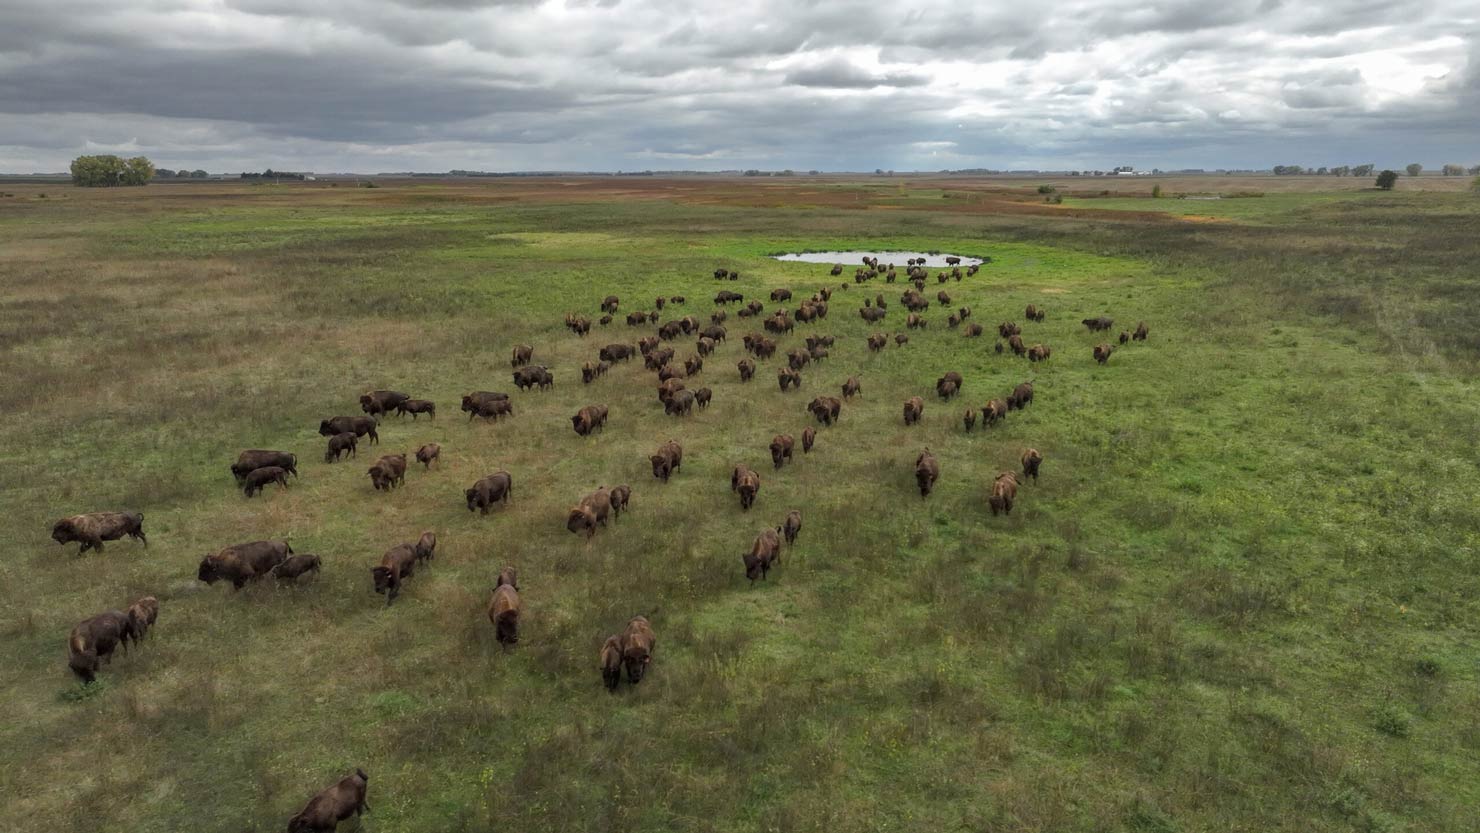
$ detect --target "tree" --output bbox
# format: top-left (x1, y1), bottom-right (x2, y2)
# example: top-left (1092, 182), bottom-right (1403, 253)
top-left (1331, 166), bottom-right (1351, 177)
top-left (1376, 170), bottom-right (1398, 190)
top-left (190, 170), bottom-right (208, 179)
top-left (1441, 164), bottom-right (1465, 176)
top-left (1469, 165), bottom-right (1480, 176)
top-left (1353, 164), bottom-right (1375, 177)
top-left (70, 155), bottom-right (154, 187)
top-left (154, 168), bottom-right (176, 179)
top-left (1405, 163), bottom-right (1422, 177)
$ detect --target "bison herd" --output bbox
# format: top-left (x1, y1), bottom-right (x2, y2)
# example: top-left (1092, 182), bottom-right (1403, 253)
top-left (52, 250), bottom-right (1153, 829)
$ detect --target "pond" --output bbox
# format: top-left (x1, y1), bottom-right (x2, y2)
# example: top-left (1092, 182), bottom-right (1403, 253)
top-left (771, 250), bottom-right (987, 268)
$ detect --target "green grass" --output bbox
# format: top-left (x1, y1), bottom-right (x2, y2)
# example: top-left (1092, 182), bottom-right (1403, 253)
top-left (1, 180), bottom-right (1478, 832)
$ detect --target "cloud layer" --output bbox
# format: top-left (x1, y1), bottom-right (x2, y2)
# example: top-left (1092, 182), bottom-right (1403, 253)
top-left (1, 0), bottom-right (1474, 172)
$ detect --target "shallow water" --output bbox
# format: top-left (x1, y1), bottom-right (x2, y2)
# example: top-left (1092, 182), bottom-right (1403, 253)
top-left (772, 250), bottom-right (986, 268)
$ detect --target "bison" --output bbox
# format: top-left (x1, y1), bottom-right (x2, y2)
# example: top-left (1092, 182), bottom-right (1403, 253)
top-left (488, 582), bottom-right (521, 647)
top-left (1021, 448), bottom-right (1043, 483)
top-left (231, 450), bottom-right (298, 483)
top-left (242, 465), bottom-right (290, 497)
top-left (567, 487), bottom-right (613, 539)
top-left (842, 376), bottom-right (862, 399)
top-left (1093, 343), bottom-right (1114, 364)
top-left (1027, 344), bottom-right (1051, 363)
top-left (125, 596), bottom-right (160, 646)
top-left (273, 554), bottom-right (322, 583)
top-left (319, 416), bottom-right (378, 445)
top-left (368, 454), bottom-right (407, 491)
top-left (600, 634), bottom-right (624, 691)
top-left (395, 399), bottom-right (435, 420)
top-left (287, 769), bottom-right (370, 833)
top-left (743, 527), bottom-right (782, 583)
top-left (621, 615), bottom-right (656, 684)
top-left (359, 390), bottom-right (409, 417)
top-left (770, 434), bottom-right (794, 470)
top-left (599, 343), bottom-right (636, 363)
top-left (903, 396), bottom-right (924, 426)
top-left (466, 471), bottom-right (513, 514)
top-left (1008, 334), bottom-right (1026, 356)
top-left (1007, 381), bottom-right (1035, 410)
top-left (808, 396), bottom-right (841, 425)
top-left (372, 544), bottom-right (417, 605)
top-left (989, 471), bottom-right (1019, 516)
top-left (415, 443), bottom-right (440, 469)
top-left (915, 449), bottom-right (940, 498)
top-left (777, 367), bottom-right (801, 392)
top-left (511, 344), bottom-right (534, 368)
top-left (572, 405), bottom-right (610, 436)
top-left (51, 512), bottom-right (147, 554)
top-left (982, 398), bottom-right (1009, 425)
top-left (733, 465), bottom-right (761, 511)
top-left (67, 610), bottom-right (133, 684)
top-left (1133, 321), bottom-right (1149, 341)
top-left (198, 540), bottom-right (292, 590)
top-left (461, 391), bottom-right (509, 420)
top-left (963, 409), bottom-right (977, 432)
top-left (737, 358), bottom-right (756, 381)
top-left (1082, 316), bottom-right (1114, 332)
top-left (651, 440), bottom-right (683, 482)
top-left (325, 433), bottom-right (357, 463)
top-left (665, 388), bottom-right (696, 416)
top-left (609, 484), bottom-right (632, 520)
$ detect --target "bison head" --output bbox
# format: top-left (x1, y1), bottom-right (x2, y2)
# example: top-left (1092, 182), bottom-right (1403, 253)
top-left (650, 455), bottom-right (669, 479)
top-left (197, 557), bottom-right (221, 584)
top-left (371, 566), bottom-right (395, 595)
top-left (743, 552), bottom-right (766, 582)
top-left (623, 646), bottom-right (652, 684)
top-left (566, 507), bottom-right (594, 536)
top-left (465, 488), bottom-right (480, 512)
top-left (51, 520), bottom-right (76, 544)
top-left (318, 420), bottom-right (334, 436)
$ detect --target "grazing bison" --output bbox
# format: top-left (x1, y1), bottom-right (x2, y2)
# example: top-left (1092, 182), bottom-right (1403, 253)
top-left (657, 363), bottom-right (686, 384)
top-left (903, 396), bottom-right (924, 426)
top-left (51, 512), bottom-right (147, 554)
top-left (1021, 448), bottom-right (1043, 483)
top-left (964, 322), bottom-right (984, 338)
top-left (511, 344), bottom-right (534, 368)
top-left (1027, 344), bottom-right (1051, 362)
top-left (737, 358), bottom-right (756, 381)
top-left (1007, 381), bottom-right (1035, 411)
top-left (787, 349), bottom-right (810, 372)
top-left (1025, 304), bottom-right (1039, 321)
top-left (694, 387), bottom-right (713, 409)
top-left (463, 471), bottom-right (513, 516)
top-left (771, 288), bottom-right (792, 302)
top-left (395, 398), bottom-right (435, 419)
top-left (325, 432), bottom-right (357, 463)
top-left (489, 582), bottom-right (521, 647)
top-left (567, 487), bottom-right (613, 539)
top-left (600, 635), bottom-right (624, 691)
top-left (319, 416), bottom-right (378, 445)
top-left (715, 290), bottom-right (744, 304)
top-left (198, 540), bottom-right (292, 590)
top-left (1082, 316), bottom-right (1114, 332)
top-left (415, 443), bottom-right (440, 469)
top-left (231, 450), bottom-right (298, 483)
top-left (368, 454), bottom-right (407, 491)
top-left (125, 596), bottom-right (159, 647)
top-left (860, 306), bottom-right (887, 323)
top-left (287, 769), bottom-right (370, 833)
top-left (989, 472), bottom-right (1019, 516)
top-left (733, 465), bottom-right (761, 511)
top-left (645, 347), bottom-right (676, 370)
top-left (777, 367), bottom-right (801, 392)
top-left (599, 343), bottom-right (636, 363)
top-left (915, 449), bottom-right (940, 498)
top-left (621, 615), bottom-right (656, 684)
top-left (273, 554), bottom-right (322, 583)
top-left (842, 376), bottom-right (862, 398)
top-left (743, 527), bottom-right (782, 583)
top-left (473, 397), bottom-right (514, 421)
top-left (808, 396), bottom-right (841, 425)
top-left (937, 290), bottom-right (952, 307)
top-left (696, 336), bottom-right (716, 357)
top-left (1133, 321), bottom-right (1149, 341)
top-left (963, 409), bottom-right (977, 432)
top-left (1093, 343), bottom-right (1114, 364)
top-left (782, 509), bottom-right (802, 544)
top-left (936, 371), bottom-right (963, 399)
top-left (998, 322), bottom-right (1021, 339)
top-left (513, 365), bottom-right (554, 391)
top-left (982, 399), bottom-right (1009, 425)
top-left (371, 544), bottom-right (417, 605)
top-left (572, 404), bottom-right (610, 436)
top-left (651, 440), bottom-right (683, 482)
top-left (830, 264), bottom-right (843, 276)
top-left (1008, 334), bottom-right (1026, 356)
top-left (67, 610), bottom-right (133, 684)
top-left (461, 391), bottom-right (509, 419)
top-left (609, 484), bottom-right (632, 519)
top-left (359, 390), bottom-right (410, 417)
top-left (770, 434), bottom-right (795, 470)
top-left (895, 333), bottom-right (910, 347)
top-left (802, 426), bottom-right (816, 453)
top-left (242, 465), bottom-right (290, 497)
top-left (906, 313), bottom-right (926, 330)
top-left (665, 388), bottom-right (696, 416)
top-left (867, 333), bottom-right (887, 352)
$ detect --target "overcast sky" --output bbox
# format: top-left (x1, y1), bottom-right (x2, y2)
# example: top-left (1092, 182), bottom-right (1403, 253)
top-left (1, 0), bottom-right (1475, 172)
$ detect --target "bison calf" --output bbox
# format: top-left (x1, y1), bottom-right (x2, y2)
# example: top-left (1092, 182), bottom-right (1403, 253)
top-left (273, 554), bottom-right (322, 582)
top-left (600, 634), bottom-right (624, 691)
top-left (415, 443), bottom-right (440, 469)
top-left (802, 426), bottom-right (816, 454)
top-left (242, 465), bottom-right (290, 497)
top-left (325, 432), bottom-right (357, 463)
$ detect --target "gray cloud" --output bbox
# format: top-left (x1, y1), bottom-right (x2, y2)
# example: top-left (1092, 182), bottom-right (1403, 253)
top-left (0, 0), bottom-right (1474, 172)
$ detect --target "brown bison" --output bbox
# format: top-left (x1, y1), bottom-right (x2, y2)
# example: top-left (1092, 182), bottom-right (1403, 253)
top-left (694, 387), bottom-right (712, 409)
top-left (1008, 334), bottom-right (1026, 356)
top-left (684, 355), bottom-right (704, 376)
top-left (489, 582), bottom-right (521, 647)
top-left (602, 295), bottom-right (620, 313)
top-left (867, 333), bottom-right (887, 352)
top-left (599, 343), bottom-right (636, 363)
top-left (808, 396), bottom-right (841, 425)
top-left (937, 290), bottom-right (952, 307)
top-left (287, 769), bottom-right (370, 833)
top-left (989, 471), bottom-right (1019, 516)
top-left (906, 313), bottom-right (927, 330)
top-left (801, 426), bottom-right (816, 453)
top-left (412, 531), bottom-right (437, 564)
top-left (1027, 344), bottom-right (1051, 362)
top-left (1024, 304), bottom-right (1039, 321)
top-left (231, 449), bottom-right (299, 483)
top-left (567, 487), bottom-right (613, 539)
top-left (1133, 321), bottom-right (1149, 341)
top-left (859, 306), bottom-right (887, 323)
top-left (1007, 380), bottom-right (1035, 410)
top-left (937, 371), bottom-right (963, 398)
top-left (393, 398), bottom-right (435, 420)
top-left (1021, 448), bottom-right (1043, 483)
top-left (715, 290), bottom-right (743, 304)
top-left (1082, 316), bottom-right (1114, 332)
top-left (787, 348), bottom-right (809, 371)
top-left (368, 454), bottom-right (407, 491)
top-left (964, 322), bottom-right (984, 337)
top-left (657, 377), bottom-right (686, 406)
top-left (473, 398), bottom-right (514, 421)
top-left (609, 484), bottom-right (632, 519)
top-left (319, 416), bottom-right (378, 444)
top-left (737, 358), bottom-right (756, 381)
top-left (651, 440), bottom-right (683, 482)
top-left (696, 336), bottom-right (716, 357)
top-left (273, 554), bottom-right (322, 583)
top-left (743, 527), bottom-right (782, 583)
top-left (67, 610), bottom-right (133, 683)
top-left (981, 399), bottom-right (1009, 425)
top-left (770, 434), bottom-right (794, 470)
top-left (466, 471), bottom-right (513, 514)
top-left (782, 509), bottom-right (802, 544)
top-left (461, 391), bottom-right (509, 420)
top-left (903, 396), bottom-right (924, 426)
top-left (963, 409), bottom-right (977, 432)
top-left (895, 333), bottom-right (910, 347)
top-left (998, 321), bottom-right (1020, 339)
top-left (915, 449), bottom-right (940, 498)
top-left (777, 367), bottom-right (801, 392)
top-left (665, 388), bottom-right (696, 416)
top-left (770, 288), bottom-right (792, 302)
top-left (372, 543), bottom-right (417, 605)
top-left (1119, 331), bottom-right (1131, 344)
top-left (733, 465), bottom-right (761, 511)
top-left (242, 465), bottom-right (290, 497)
top-left (600, 635), bottom-right (624, 691)
top-left (51, 512), bottom-right (147, 554)
top-left (842, 376), bottom-right (862, 398)
top-left (125, 596), bottom-right (160, 646)
top-left (359, 390), bottom-right (410, 417)
top-left (572, 404), bottom-right (610, 436)
top-left (511, 344), bottom-right (534, 368)
top-left (621, 615), bottom-right (656, 684)
top-left (198, 540), bottom-right (292, 590)
top-left (513, 365), bottom-right (554, 391)
top-left (325, 432), bottom-right (357, 463)
top-left (1093, 343), bottom-right (1114, 364)
top-left (415, 443), bottom-right (440, 469)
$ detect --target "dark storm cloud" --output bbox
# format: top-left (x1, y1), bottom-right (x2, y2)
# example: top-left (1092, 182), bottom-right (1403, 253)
top-left (0, 0), bottom-right (1474, 172)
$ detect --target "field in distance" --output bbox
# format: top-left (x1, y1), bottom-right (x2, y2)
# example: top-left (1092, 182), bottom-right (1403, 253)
top-left (1, 176), bottom-right (1477, 832)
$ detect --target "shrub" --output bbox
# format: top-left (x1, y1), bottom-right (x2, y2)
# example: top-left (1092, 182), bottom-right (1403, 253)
top-left (1151, 184), bottom-right (1163, 198)
top-left (1373, 703), bottom-right (1411, 738)
top-left (1037, 184), bottom-right (1055, 194)
top-left (70, 155), bottom-right (154, 187)
top-left (1375, 170), bottom-right (1398, 190)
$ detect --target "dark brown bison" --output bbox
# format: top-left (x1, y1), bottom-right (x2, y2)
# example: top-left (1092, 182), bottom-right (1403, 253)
top-left (600, 635), bottom-right (624, 691)
top-left (1030, 305), bottom-right (1045, 322)
top-left (1082, 316), bottom-right (1114, 332)
top-left (964, 322), bottom-right (984, 338)
top-left (359, 390), bottom-right (409, 417)
top-left (664, 388), bottom-right (696, 416)
top-left (770, 434), bottom-right (794, 469)
top-left (701, 324), bottom-right (727, 342)
top-left (989, 471), bottom-right (1019, 516)
top-left (651, 440), bottom-right (683, 482)
top-left (963, 409), bottom-right (977, 432)
top-left (998, 321), bottom-right (1021, 339)
top-left (945, 256), bottom-right (961, 266)
top-left (495, 567), bottom-right (518, 591)
top-left (415, 443), bottom-right (440, 469)
top-left (787, 349), bottom-right (809, 371)
top-left (466, 471), bottom-right (513, 514)
top-left (903, 396), bottom-right (924, 426)
top-left (572, 404), bottom-right (610, 436)
top-left (915, 449), bottom-right (940, 498)
top-left (473, 398), bottom-right (514, 421)
top-left (325, 432), bottom-right (357, 463)
top-left (842, 376), bottom-right (862, 398)
top-left (319, 416), bottom-right (378, 444)
top-left (51, 512), bottom-right (147, 554)
top-left (937, 290), bottom-right (952, 307)
top-left (1027, 344), bottom-right (1051, 362)
top-left (859, 305), bottom-right (886, 323)
top-left (602, 295), bottom-right (620, 313)
top-left (733, 465), bottom-right (761, 511)
top-left (737, 358), bottom-right (756, 381)
top-left (1025, 304), bottom-right (1039, 321)
top-left (801, 426), bottom-right (816, 453)
top-left (657, 363), bottom-right (686, 383)
top-left (715, 290), bottom-right (743, 304)
top-left (895, 333), bottom-right (910, 347)
top-left (645, 347), bottom-right (676, 370)
top-left (670, 295), bottom-right (686, 305)
top-left (231, 450), bottom-right (299, 483)
top-left (567, 487), bottom-right (613, 539)
top-left (273, 554), bottom-right (321, 582)
top-left (936, 371), bottom-right (963, 398)
top-left (242, 465), bottom-right (290, 497)
top-left (621, 615), bottom-right (656, 684)
top-left (696, 336), bottom-right (716, 357)
top-left (1007, 380), bottom-right (1035, 410)
top-left (948, 313), bottom-right (960, 328)
top-left (1021, 448), bottom-right (1043, 483)
top-left (867, 333), bottom-right (887, 352)
top-left (1008, 334), bottom-right (1026, 355)
top-left (371, 543), bottom-right (417, 605)
top-left (198, 540), bottom-right (292, 590)
top-left (714, 268), bottom-right (730, 279)
top-left (655, 296), bottom-right (666, 311)
top-left (125, 596), bottom-right (159, 646)
top-left (513, 365), bottom-right (554, 391)
top-left (287, 769), bottom-right (370, 833)
top-left (782, 509), bottom-right (802, 544)
top-left (510, 344), bottom-right (534, 368)
top-left (906, 313), bottom-right (927, 330)
top-left (626, 311), bottom-right (648, 326)
top-left (599, 343), bottom-right (636, 363)
top-left (657, 378), bottom-right (685, 405)
top-left (600, 314), bottom-right (613, 326)
top-left (67, 610), bottom-right (133, 684)
top-left (995, 341), bottom-right (1004, 354)
top-left (684, 355), bottom-right (704, 376)
top-left (1093, 343), bottom-right (1114, 364)
top-left (609, 484), bottom-right (632, 520)
top-left (395, 399), bottom-right (435, 419)
top-left (461, 391), bottom-right (509, 419)
top-left (412, 531), bottom-right (437, 564)
top-left (777, 367), bottom-right (801, 392)
top-left (830, 264), bottom-right (843, 276)
top-left (694, 387), bottom-right (712, 409)
top-left (582, 361), bottom-right (610, 384)
top-left (982, 398), bottom-right (1008, 425)
top-left (489, 583), bottom-right (521, 647)
top-left (1133, 321), bottom-right (1149, 341)
top-left (771, 288), bottom-right (792, 302)
top-left (808, 396), bottom-right (841, 425)
top-left (368, 454), bottom-right (407, 491)
top-left (1119, 331), bottom-right (1131, 344)
top-left (743, 527), bottom-right (782, 583)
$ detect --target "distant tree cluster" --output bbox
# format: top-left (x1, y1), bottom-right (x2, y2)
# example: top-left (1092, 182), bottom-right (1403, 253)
top-left (1272, 164), bottom-right (1375, 176)
top-left (241, 169), bottom-right (306, 181)
top-left (154, 168), bottom-right (210, 179)
top-left (70, 155), bottom-right (154, 187)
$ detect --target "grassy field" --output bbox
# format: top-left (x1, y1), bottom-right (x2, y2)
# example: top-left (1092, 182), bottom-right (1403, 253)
top-left (1, 177), bottom-right (1478, 833)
